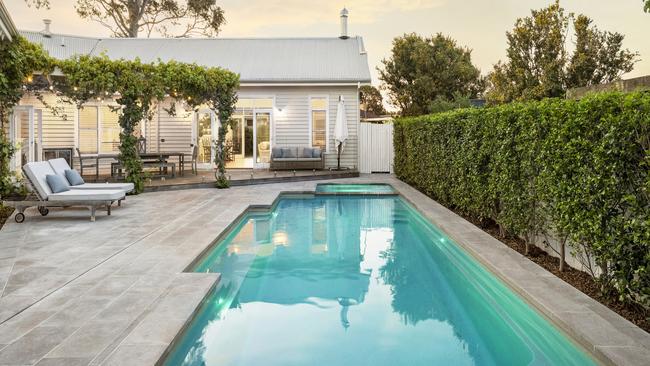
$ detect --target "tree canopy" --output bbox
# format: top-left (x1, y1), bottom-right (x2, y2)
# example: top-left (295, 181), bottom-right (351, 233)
top-left (359, 85), bottom-right (386, 118)
top-left (379, 33), bottom-right (483, 116)
top-left (486, 1), bottom-right (637, 104)
top-left (26, 0), bottom-right (226, 38)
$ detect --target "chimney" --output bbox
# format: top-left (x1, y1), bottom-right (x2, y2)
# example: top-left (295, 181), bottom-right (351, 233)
top-left (41, 19), bottom-right (52, 38)
top-left (339, 8), bottom-right (349, 39)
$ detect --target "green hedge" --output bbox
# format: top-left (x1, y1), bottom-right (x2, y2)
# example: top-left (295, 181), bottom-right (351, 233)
top-left (394, 92), bottom-right (650, 307)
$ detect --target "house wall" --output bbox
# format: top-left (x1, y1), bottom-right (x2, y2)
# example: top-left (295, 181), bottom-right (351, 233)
top-left (239, 85), bottom-right (360, 169)
top-left (13, 84), bottom-right (361, 173)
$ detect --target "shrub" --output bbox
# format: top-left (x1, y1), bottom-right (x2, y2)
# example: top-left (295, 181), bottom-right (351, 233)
top-left (394, 92), bottom-right (650, 307)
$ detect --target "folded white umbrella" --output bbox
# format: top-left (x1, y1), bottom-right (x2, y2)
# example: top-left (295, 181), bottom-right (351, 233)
top-left (334, 96), bottom-right (348, 170)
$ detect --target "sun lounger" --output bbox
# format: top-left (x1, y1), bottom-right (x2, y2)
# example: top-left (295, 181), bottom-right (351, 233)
top-left (7, 161), bottom-right (126, 222)
top-left (48, 158), bottom-right (134, 194)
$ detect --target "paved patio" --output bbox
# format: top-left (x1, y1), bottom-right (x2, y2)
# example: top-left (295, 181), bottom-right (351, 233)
top-left (0, 176), bottom-right (648, 365)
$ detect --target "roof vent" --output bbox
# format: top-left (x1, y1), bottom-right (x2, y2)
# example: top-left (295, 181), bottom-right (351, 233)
top-left (41, 19), bottom-right (52, 38)
top-left (339, 8), bottom-right (349, 39)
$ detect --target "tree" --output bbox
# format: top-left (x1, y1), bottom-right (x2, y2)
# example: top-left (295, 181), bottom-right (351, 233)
top-left (645, 0), bottom-right (650, 12)
top-left (379, 33), bottom-right (482, 116)
top-left (26, 0), bottom-right (225, 38)
top-left (486, 1), bottom-right (637, 104)
top-left (359, 85), bottom-right (386, 118)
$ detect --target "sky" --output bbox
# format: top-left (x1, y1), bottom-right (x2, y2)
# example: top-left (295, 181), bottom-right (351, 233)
top-left (6, 0), bottom-right (650, 88)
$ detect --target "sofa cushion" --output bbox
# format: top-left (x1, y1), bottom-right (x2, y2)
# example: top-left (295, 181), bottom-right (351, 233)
top-left (273, 157), bottom-right (322, 162)
top-left (300, 147), bottom-right (314, 158)
top-left (65, 169), bottom-right (85, 186)
top-left (281, 147), bottom-right (296, 158)
top-left (272, 147), bottom-right (283, 158)
top-left (46, 174), bottom-right (70, 193)
top-left (312, 148), bottom-right (322, 158)
top-left (69, 182), bottom-right (135, 193)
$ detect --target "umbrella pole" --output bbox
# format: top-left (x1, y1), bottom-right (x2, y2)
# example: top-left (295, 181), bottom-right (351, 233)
top-left (337, 142), bottom-right (342, 170)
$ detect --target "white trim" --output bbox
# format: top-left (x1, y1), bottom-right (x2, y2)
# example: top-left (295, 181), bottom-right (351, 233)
top-left (308, 95), bottom-right (329, 153)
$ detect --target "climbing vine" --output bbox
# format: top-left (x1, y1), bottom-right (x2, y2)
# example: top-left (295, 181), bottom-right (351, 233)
top-left (0, 36), bottom-right (52, 199)
top-left (55, 56), bottom-right (239, 193)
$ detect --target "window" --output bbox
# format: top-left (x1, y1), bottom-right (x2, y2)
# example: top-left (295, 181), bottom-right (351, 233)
top-left (101, 106), bottom-right (121, 153)
top-left (310, 97), bottom-right (327, 151)
top-left (78, 105), bottom-right (122, 154)
top-left (78, 107), bottom-right (98, 153)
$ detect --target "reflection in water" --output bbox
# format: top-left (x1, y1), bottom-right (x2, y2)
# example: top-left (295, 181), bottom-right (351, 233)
top-left (165, 196), bottom-right (596, 366)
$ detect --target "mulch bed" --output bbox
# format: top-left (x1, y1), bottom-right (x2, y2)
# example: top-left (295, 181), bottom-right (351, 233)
top-left (0, 205), bottom-right (14, 230)
top-left (460, 214), bottom-right (650, 334)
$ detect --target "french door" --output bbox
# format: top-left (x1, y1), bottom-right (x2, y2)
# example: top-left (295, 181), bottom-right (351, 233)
top-left (228, 110), bottom-right (271, 169)
top-left (193, 110), bottom-right (216, 169)
top-left (10, 106), bottom-right (42, 171)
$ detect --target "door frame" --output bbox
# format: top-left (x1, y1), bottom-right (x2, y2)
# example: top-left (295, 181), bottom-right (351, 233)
top-left (9, 106), bottom-right (42, 171)
top-left (253, 109), bottom-right (272, 169)
top-left (192, 109), bottom-right (217, 169)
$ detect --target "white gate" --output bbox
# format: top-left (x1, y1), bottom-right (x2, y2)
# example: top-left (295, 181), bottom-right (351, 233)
top-left (359, 122), bottom-right (393, 174)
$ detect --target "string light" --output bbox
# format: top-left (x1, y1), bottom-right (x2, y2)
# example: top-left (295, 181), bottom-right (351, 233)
top-left (73, 86), bottom-right (78, 91)
top-left (26, 76), bottom-right (33, 83)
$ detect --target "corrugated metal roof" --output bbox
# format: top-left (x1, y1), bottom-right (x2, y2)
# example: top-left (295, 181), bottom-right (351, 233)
top-left (19, 31), bottom-right (371, 83)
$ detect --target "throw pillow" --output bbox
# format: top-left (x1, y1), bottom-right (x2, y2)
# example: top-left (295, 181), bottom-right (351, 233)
top-left (312, 148), bottom-right (322, 158)
top-left (272, 147), bottom-right (283, 159)
top-left (65, 169), bottom-right (85, 186)
top-left (46, 174), bottom-right (71, 193)
top-left (300, 147), bottom-right (314, 158)
top-left (281, 147), bottom-right (296, 158)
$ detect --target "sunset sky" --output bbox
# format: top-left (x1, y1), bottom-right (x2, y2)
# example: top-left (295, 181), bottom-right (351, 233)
top-left (6, 0), bottom-right (650, 86)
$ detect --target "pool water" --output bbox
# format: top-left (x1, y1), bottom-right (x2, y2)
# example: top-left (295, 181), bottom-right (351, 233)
top-left (164, 195), bottom-right (597, 366)
top-left (315, 183), bottom-right (395, 194)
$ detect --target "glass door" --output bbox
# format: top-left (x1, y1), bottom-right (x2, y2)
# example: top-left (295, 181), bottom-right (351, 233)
top-left (254, 111), bottom-right (271, 168)
top-left (194, 111), bottom-right (215, 169)
top-left (10, 106), bottom-right (41, 172)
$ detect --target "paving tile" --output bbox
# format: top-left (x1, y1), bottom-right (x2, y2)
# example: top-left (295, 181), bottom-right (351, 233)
top-left (100, 344), bottom-right (167, 366)
top-left (46, 320), bottom-right (131, 359)
top-left (36, 357), bottom-right (92, 366)
top-left (0, 325), bottom-right (76, 365)
top-left (0, 310), bottom-right (55, 344)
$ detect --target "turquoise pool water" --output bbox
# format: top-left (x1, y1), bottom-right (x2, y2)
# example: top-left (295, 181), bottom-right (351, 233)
top-left (315, 183), bottom-right (395, 194)
top-left (164, 195), bottom-right (597, 366)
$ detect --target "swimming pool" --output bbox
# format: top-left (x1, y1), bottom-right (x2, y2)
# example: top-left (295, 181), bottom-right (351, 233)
top-left (164, 194), bottom-right (597, 366)
top-left (315, 183), bottom-right (395, 194)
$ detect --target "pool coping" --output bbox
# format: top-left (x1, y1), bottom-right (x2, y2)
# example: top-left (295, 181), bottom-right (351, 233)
top-left (149, 178), bottom-right (649, 366)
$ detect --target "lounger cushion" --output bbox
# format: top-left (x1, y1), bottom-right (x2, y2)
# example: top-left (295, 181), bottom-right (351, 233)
top-left (65, 169), bottom-right (85, 186)
top-left (312, 148), bottom-right (322, 158)
top-left (23, 161), bottom-right (55, 199)
top-left (48, 189), bottom-right (125, 202)
top-left (69, 182), bottom-right (135, 192)
top-left (46, 174), bottom-right (70, 193)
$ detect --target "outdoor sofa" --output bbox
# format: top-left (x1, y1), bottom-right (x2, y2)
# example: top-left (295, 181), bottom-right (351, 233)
top-left (14, 161), bottom-right (125, 222)
top-left (270, 146), bottom-right (324, 170)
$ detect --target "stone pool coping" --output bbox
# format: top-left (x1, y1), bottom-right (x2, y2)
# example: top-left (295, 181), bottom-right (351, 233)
top-left (0, 175), bottom-right (647, 365)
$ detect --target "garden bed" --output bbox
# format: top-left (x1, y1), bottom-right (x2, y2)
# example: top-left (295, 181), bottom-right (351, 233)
top-left (461, 213), bottom-right (650, 333)
top-left (0, 205), bottom-right (14, 229)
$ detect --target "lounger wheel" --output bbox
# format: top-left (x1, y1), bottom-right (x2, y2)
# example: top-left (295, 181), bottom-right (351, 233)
top-left (14, 213), bottom-right (25, 223)
top-left (38, 206), bottom-right (49, 216)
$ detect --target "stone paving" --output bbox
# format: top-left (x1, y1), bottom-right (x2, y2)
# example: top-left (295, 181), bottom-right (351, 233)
top-left (0, 175), bottom-right (647, 365)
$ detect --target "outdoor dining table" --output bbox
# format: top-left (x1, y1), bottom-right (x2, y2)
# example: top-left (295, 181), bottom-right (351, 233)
top-left (81, 151), bottom-right (187, 179)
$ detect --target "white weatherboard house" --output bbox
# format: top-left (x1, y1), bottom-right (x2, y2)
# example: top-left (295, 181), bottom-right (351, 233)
top-left (10, 9), bottom-right (371, 173)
